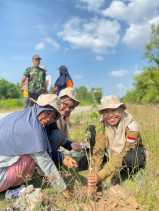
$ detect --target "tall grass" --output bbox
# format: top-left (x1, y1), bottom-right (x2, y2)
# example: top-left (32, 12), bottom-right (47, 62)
top-left (71, 104), bottom-right (159, 210)
top-left (0, 104), bottom-right (158, 210)
top-left (122, 105), bottom-right (159, 210)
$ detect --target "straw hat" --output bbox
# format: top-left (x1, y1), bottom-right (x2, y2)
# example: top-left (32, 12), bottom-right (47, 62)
top-left (99, 96), bottom-right (126, 112)
top-left (31, 94), bottom-right (61, 115)
top-left (59, 88), bottom-right (80, 106)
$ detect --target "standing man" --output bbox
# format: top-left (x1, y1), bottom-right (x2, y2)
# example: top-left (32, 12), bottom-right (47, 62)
top-left (20, 55), bottom-right (47, 107)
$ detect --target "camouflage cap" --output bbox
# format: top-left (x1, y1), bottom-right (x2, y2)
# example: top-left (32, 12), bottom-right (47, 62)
top-left (59, 88), bottom-right (80, 107)
top-left (98, 96), bottom-right (126, 113)
top-left (32, 54), bottom-right (42, 60)
top-left (31, 94), bottom-right (61, 116)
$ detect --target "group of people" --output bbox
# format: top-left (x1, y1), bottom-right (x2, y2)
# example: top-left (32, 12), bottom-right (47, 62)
top-left (0, 55), bottom-right (146, 197)
top-left (20, 54), bottom-right (73, 107)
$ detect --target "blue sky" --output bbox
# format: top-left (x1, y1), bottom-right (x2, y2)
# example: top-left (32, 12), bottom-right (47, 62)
top-left (0, 0), bottom-right (159, 96)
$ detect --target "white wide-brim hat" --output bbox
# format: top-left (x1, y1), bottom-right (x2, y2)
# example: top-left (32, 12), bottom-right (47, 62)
top-left (59, 88), bottom-right (80, 107)
top-left (99, 95), bottom-right (126, 113)
top-left (31, 94), bottom-right (61, 116)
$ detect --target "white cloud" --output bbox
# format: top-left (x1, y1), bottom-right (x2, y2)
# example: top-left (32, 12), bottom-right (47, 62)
top-left (149, 16), bottom-right (159, 26)
top-left (103, 0), bottom-right (159, 24)
top-left (44, 37), bottom-right (60, 50)
top-left (123, 16), bottom-right (159, 48)
top-left (110, 69), bottom-right (128, 77)
top-left (103, 1), bottom-right (128, 20)
top-left (102, 0), bottom-right (159, 49)
top-left (77, 0), bottom-right (104, 11)
top-left (35, 42), bottom-right (45, 51)
top-left (35, 37), bottom-right (60, 51)
top-left (58, 17), bottom-right (121, 54)
top-left (73, 0), bottom-right (159, 51)
top-left (122, 23), bottom-right (150, 48)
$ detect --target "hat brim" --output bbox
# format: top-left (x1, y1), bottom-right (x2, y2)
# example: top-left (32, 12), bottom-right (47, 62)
top-left (60, 95), bottom-right (80, 107)
top-left (73, 99), bottom-right (80, 107)
top-left (30, 97), bottom-right (61, 117)
top-left (98, 103), bottom-right (126, 113)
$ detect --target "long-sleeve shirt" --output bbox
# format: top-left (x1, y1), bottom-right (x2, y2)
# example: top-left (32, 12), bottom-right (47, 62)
top-left (46, 118), bottom-right (73, 164)
top-left (92, 121), bottom-right (143, 180)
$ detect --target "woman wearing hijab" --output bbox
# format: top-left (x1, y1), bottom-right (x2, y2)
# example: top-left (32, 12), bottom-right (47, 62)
top-left (52, 65), bottom-right (73, 95)
top-left (0, 94), bottom-right (66, 193)
top-left (87, 96), bottom-right (146, 189)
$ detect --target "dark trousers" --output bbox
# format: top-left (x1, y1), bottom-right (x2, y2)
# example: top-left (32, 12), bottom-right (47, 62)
top-left (24, 91), bottom-right (45, 108)
top-left (24, 93), bottom-right (39, 108)
top-left (111, 146), bottom-right (146, 185)
top-left (123, 146), bottom-right (146, 169)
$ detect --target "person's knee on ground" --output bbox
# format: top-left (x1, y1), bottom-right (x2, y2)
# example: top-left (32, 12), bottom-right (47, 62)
top-left (110, 147), bottom-right (146, 185)
top-left (123, 146), bottom-right (146, 171)
top-left (0, 155), bottom-right (35, 193)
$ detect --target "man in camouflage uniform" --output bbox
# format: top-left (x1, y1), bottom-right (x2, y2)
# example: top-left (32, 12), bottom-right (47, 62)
top-left (20, 55), bottom-right (47, 107)
top-left (87, 96), bottom-right (146, 188)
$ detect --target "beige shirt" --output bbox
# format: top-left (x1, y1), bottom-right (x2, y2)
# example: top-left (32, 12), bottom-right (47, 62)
top-left (57, 117), bottom-right (69, 138)
top-left (92, 112), bottom-right (142, 180)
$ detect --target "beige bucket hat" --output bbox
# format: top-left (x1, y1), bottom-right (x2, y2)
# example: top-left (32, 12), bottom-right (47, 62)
top-left (31, 94), bottom-right (61, 115)
top-left (99, 95), bottom-right (126, 113)
top-left (59, 88), bottom-right (80, 106)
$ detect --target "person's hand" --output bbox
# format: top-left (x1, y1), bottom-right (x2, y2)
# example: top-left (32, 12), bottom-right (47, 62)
top-left (87, 172), bottom-right (101, 187)
top-left (71, 142), bottom-right (82, 151)
top-left (63, 156), bottom-right (78, 168)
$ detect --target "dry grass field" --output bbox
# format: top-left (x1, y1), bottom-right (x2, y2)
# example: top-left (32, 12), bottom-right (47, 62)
top-left (0, 104), bottom-right (158, 210)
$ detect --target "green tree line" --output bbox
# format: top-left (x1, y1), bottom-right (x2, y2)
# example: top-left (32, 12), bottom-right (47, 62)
top-left (75, 86), bottom-right (102, 105)
top-left (0, 79), bottom-right (21, 99)
top-left (0, 78), bottom-right (102, 106)
top-left (123, 25), bottom-right (159, 103)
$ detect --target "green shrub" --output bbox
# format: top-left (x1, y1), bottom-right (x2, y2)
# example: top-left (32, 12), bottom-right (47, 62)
top-left (0, 99), bottom-right (24, 109)
top-left (123, 68), bottom-right (159, 103)
top-left (0, 79), bottom-right (21, 99)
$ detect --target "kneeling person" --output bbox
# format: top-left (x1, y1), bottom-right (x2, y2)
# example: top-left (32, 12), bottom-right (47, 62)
top-left (88, 96), bottom-right (146, 188)
top-left (0, 94), bottom-right (66, 193)
top-left (48, 88), bottom-right (82, 167)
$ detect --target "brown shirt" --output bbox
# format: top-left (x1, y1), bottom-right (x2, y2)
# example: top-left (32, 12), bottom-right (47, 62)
top-left (92, 121), bottom-right (142, 180)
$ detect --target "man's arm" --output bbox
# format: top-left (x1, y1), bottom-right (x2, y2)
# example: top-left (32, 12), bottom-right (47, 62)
top-left (98, 125), bottom-right (140, 181)
top-left (20, 68), bottom-right (30, 90)
top-left (92, 132), bottom-right (107, 172)
top-left (43, 69), bottom-right (48, 93)
top-left (62, 139), bottom-right (73, 151)
top-left (20, 76), bottom-right (27, 90)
